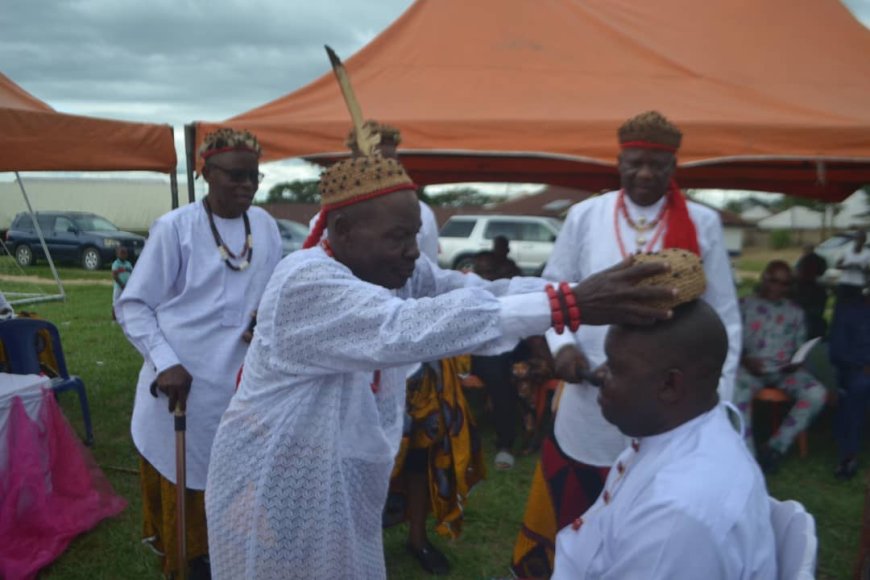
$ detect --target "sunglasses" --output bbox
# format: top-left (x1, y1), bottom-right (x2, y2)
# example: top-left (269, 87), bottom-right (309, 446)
top-left (207, 163), bottom-right (265, 184)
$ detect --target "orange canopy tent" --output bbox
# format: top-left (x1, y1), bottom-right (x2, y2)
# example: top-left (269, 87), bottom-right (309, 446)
top-left (1, 72), bottom-right (178, 304)
top-left (193, 0), bottom-right (870, 201)
top-left (0, 71), bottom-right (176, 174)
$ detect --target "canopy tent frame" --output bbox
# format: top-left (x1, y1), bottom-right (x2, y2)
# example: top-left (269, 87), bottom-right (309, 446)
top-left (1, 72), bottom-right (179, 305)
top-left (1, 173), bottom-right (65, 306)
top-left (184, 124), bottom-right (197, 205)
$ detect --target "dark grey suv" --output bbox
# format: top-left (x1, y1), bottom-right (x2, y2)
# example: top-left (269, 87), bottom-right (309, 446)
top-left (5, 211), bottom-right (145, 270)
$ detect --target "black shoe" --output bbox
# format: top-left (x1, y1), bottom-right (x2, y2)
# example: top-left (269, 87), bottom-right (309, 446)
top-left (188, 555), bottom-right (211, 580)
top-left (835, 458), bottom-right (859, 481)
top-left (408, 541), bottom-right (450, 575)
top-left (758, 447), bottom-right (784, 475)
top-left (382, 494), bottom-right (407, 528)
top-left (167, 556), bottom-right (210, 580)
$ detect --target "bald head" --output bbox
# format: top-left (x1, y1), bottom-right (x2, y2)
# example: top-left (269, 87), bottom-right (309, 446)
top-left (598, 300), bottom-right (726, 437)
top-left (621, 300), bottom-right (727, 391)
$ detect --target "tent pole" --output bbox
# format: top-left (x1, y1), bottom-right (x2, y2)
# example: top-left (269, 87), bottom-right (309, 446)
top-left (184, 124), bottom-right (197, 204)
top-left (15, 172), bottom-right (65, 302)
top-left (170, 171), bottom-right (179, 210)
top-left (170, 126), bottom-right (179, 209)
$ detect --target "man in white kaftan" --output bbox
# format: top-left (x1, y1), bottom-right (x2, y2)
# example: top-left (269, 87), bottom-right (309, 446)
top-left (119, 200), bottom-right (281, 489)
top-left (117, 128), bottom-right (282, 576)
top-left (553, 405), bottom-right (775, 579)
top-left (512, 111), bottom-right (742, 577)
top-left (553, 301), bottom-right (775, 579)
top-left (205, 152), bottom-right (676, 580)
top-left (544, 192), bottom-right (740, 469)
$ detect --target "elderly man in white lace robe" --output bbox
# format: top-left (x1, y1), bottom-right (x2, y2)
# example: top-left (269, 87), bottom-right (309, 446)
top-left (205, 152), bottom-right (678, 579)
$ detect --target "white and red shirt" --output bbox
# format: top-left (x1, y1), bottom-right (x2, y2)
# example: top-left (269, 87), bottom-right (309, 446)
top-left (553, 405), bottom-right (776, 579)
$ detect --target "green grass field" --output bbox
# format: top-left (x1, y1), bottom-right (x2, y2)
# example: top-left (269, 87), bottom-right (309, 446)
top-left (2, 253), bottom-right (865, 579)
top-left (0, 255), bottom-right (111, 282)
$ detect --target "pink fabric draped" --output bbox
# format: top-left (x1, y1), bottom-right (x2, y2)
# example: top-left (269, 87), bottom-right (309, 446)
top-left (0, 390), bottom-right (126, 580)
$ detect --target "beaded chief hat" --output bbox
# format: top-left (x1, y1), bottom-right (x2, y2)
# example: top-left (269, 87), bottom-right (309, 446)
top-left (319, 155), bottom-right (414, 208)
top-left (198, 128), bottom-right (262, 160)
top-left (303, 48), bottom-right (417, 248)
top-left (632, 248), bottom-right (706, 310)
top-left (618, 110), bottom-right (682, 152)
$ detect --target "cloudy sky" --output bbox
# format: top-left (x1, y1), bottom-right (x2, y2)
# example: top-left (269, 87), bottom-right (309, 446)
top-left (2, 0), bottom-right (869, 202)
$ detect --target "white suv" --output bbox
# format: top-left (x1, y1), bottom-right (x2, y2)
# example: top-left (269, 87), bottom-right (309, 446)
top-left (438, 215), bottom-right (563, 274)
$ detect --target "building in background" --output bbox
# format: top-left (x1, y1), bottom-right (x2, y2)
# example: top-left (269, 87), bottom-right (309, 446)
top-left (0, 178), bottom-right (183, 234)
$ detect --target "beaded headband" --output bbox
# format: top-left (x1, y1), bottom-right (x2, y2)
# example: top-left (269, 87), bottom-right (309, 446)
top-left (618, 111), bottom-right (682, 151)
top-left (619, 141), bottom-right (678, 153)
top-left (199, 128), bottom-right (262, 159)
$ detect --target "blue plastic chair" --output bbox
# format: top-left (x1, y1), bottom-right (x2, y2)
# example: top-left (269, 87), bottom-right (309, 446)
top-left (0, 318), bottom-right (94, 446)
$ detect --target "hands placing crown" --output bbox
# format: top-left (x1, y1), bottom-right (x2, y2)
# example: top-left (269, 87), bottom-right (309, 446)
top-left (570, 249), bottom-right (706, 327)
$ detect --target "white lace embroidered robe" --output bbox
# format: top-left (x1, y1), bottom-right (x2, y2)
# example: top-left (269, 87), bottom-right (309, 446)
top-left (206, 247), bottom-right (550, 579)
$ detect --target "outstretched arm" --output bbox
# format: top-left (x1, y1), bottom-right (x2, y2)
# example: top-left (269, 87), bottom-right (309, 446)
top-left (265, 257), bottom-right (675, 376)
top-left (411, 252), bottom-right (675, 326)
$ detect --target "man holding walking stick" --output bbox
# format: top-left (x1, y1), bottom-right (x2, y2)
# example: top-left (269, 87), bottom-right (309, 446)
top-left (117, 128), bottom-right (282, 578)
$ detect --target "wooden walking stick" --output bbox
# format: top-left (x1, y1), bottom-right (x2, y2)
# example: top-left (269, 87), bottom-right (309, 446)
top-left (174, 404), bottom-right (188, 580)
top-left (150, 379), bottom-right (189, 579)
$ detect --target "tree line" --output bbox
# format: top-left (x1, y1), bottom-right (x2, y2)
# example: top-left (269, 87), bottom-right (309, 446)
top-left (721, 187), bottom-right (870, 216)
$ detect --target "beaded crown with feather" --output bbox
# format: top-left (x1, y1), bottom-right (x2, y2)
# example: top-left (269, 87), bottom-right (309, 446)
top-left (302, 47), bottom-right (416, 248)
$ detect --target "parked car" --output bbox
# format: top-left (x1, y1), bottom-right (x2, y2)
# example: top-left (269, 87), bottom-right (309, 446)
top-left (438, 215), bottom-right (563, 274)
top-left (275, 218), bottom-right (309, 257)
top-left (5, 211), bottom-right (145, 271)
top-left (814, 232), bottom-right (870, 286)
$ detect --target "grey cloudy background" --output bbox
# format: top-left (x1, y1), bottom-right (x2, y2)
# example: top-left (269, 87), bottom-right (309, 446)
top-left (1, 0), bottom-right (419, 193)
top-left (2, 0), bottom-right (869, 200)
top-left (1, 0), bottom-right (415, 125)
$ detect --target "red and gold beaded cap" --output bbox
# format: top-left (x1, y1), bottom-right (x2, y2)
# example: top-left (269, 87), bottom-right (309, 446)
top-left (319, 154), bottom-right (414, 209)
top-left (618, 111), bottom-right (682, 152)
top-left (198, 127), bottom-right (262, 160)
